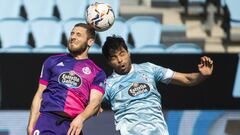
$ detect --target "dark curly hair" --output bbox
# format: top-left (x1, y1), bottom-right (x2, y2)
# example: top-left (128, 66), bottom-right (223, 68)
top-left (102, 35), bottom-right (128, 59)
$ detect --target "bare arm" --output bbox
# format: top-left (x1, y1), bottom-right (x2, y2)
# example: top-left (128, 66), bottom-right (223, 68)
top-left (170, 56), bottom-right (213, 86)
top-left (27, 84), bottom-right (46, 135)
top-left (67, 90), bottom-right (103, 135)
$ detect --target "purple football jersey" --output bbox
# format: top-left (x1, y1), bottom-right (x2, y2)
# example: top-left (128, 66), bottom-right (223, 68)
top-left (39, 54), bottom-right (106, 118)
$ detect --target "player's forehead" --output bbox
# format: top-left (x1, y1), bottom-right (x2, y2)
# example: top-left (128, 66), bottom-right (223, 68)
top-left (72, 26), bottom-right (87, 34)
top-left (109, 47), bottom-right (127, 56)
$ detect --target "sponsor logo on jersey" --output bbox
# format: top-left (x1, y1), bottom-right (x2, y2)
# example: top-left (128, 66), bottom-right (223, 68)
top-left (128, 83), bottom-right (150, 97)
top-left (82, 67), bottom-right (91, 75)
top-left (59, 71), bottom-right (81, 88)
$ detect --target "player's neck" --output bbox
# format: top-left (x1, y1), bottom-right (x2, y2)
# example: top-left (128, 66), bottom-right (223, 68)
top-left (71, 53), bottom-right (88, 60)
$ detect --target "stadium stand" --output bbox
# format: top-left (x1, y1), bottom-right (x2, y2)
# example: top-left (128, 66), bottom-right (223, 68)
top-left (0, 0), bottom-right (238, 52)
top-left (0, 0), bottom-right (22, 19)
top-left (56, 0), bottom-right (88, 20)
top-left (221, 0), bottom-right (240, 41)
top-left (98, 17), bottom-right (128, 45)
top-left (0, 18), bottom-right (32, 53)
top-left (166, 43), bottom-right (203, 53)
top-left (30, 18), bottom-right (67, 53)
top-left (126, 16), bottom-right (162, 51)
top-left (23, 0), bottom-right (55, 20)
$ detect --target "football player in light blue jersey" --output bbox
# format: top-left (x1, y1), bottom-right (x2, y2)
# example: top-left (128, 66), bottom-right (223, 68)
top-left (101, 36), bottom-right (214, 135)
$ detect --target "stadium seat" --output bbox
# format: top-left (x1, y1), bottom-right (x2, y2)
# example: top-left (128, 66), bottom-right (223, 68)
top-left (0, 18), bottom-right (32, 53)
top-left (88, 0), bottom-right (120, 18)
top-left (221, 0), bottom-right (240, 41)
top-left (30, 18), bottom-right (67, 53)
top-left (126, 16), bottom-right (162, 50)
top-left (89, 43), bottom-right (102, 54)
top-left (132, 44), bottom-right (167, 54)
top-left (226, 0), bottom-right (240, 24)
top-left (98, 17), bottom-right (128, 45)
top-left (63, 18), bottom-right (86, 40)
top-left (0, 0), bottom-right (22, 19)
top-left (233, 56), bottom-right (240, 98)
top-left (23, 0), bottom-right (55, 20)
top-left (56, 0), bottom-right (88, 20)
top-left (166, 43), bottom-right (203, 53)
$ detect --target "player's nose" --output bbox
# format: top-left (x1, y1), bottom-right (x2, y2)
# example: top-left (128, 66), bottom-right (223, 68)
top-left (116, 56), bottom-right (123, 63)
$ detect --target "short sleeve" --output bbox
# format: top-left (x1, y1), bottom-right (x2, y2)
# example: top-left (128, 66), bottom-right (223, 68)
top-left (91, 70), bottom-right (106, 94)
top-left (39, 57), bottom-right (53, 86)
top-left (146, 62), bottom-right (174, 84)
top-left (102, 80), bottom-right (111, 102)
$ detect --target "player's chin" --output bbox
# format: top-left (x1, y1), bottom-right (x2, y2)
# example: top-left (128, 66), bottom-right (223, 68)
top-left (119, 68), bottom-right (129, 74)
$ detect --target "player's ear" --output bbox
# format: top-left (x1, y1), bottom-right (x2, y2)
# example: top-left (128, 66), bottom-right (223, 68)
top-left (87, 38), bottom-right (95, 47)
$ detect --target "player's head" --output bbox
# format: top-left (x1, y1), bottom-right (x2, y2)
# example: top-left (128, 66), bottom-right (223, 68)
top-left (68, 23), bottom-right (96, 55)
top-left (102, 35), bottom-right (131, 75)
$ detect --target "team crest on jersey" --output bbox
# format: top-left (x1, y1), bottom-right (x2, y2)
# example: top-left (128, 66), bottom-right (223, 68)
top-left (58, 71), bottom-right (81, 88)
top-left (82, 67), bottom-right (91, 75)
top-left (128, 83), bottom-right (150, 97)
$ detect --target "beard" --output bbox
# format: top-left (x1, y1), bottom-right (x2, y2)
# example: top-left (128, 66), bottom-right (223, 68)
top-left (68, 42), bottom-right (88, 55)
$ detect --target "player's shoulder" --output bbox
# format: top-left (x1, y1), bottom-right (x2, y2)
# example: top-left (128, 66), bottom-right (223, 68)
top-left (86, 59), bottom-right (104, 72)
top-left (85, 59), bottom-right (107, 78)
top-left (134, 62), bottom-right (154, 69)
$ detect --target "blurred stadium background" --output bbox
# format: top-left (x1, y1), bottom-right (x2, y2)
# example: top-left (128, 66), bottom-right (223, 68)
top-left (0, 0), bottom-right (240, 135)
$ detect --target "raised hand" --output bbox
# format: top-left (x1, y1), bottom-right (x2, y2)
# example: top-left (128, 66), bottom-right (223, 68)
top-left (198, 56), bottom-right (214, 76)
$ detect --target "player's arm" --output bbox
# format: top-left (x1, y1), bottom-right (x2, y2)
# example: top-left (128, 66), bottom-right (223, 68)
top-left (170, 56), bottom-right (213, 86)
top-left (27, 84), bottom-right (46, 135)
top-left (67, 90), bottom-right (103, 135)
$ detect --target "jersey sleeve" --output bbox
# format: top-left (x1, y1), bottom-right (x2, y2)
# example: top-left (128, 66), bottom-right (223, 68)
top-left (91, 70), bottom-right (106, 94)
top-left (146, 62), bottom-right (174, 84)
top-left (39, 57), bottom-right (53, 86)
top-left (102, 80), bottom-right (111, 102)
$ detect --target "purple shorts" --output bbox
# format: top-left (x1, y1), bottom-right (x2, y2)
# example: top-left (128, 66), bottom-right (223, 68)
top-left (32, 112), bottom-right (83, 135)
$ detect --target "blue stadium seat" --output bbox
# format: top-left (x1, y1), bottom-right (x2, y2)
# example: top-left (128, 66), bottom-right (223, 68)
top-left (98, 18), bottom-right (128, 45)
top-left (63, 18), bottom-right (86, 40)
top-left (56, 0), bottom-right (88, 20)
top-left (23, 0), bottom-right (55, 20)
top-left (0, 18), bottom-right (32, 53)
top-left (233, 55), bottom-right (240, 98)
top-left (0, 0), bottom-right (22, 19)
top-left (166, 43), bottom-right (203, 53)
top-left (89, 43), bottom-right (102, 54)
top-left (30, 18), bottom-right (67, 53)
top-left (162, 25), bottom-right (186, 33)
top-left (132, 44), bottom-right (167, 54)
top-left (88, 0), bottom-right (120, 18)
top-left (126, 16), bottom-right (162, 50)
top-left (225, 0), bottom-right (240, 27)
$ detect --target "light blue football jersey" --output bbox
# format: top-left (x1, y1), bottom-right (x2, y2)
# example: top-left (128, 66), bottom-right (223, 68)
top-left (104, 62), bottom-right (174, 135)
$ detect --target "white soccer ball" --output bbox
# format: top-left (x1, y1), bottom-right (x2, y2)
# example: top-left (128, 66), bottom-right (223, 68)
top-left (85, 2), bottom-right (115, 32)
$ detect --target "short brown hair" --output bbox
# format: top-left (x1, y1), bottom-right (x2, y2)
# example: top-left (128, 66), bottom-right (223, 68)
top-left (74, 23), bottom-right (96, 39)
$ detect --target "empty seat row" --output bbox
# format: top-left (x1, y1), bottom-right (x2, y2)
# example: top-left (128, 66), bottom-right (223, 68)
top-left (0, 16), bottom-right (194, 53)
top-left (0, 0), bottom-right (120, 20)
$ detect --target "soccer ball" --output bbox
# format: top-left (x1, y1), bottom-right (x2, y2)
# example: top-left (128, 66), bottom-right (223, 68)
top-left (85, 2), bottom-right (115, 32)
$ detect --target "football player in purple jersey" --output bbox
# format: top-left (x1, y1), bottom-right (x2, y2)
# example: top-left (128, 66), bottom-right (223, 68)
top-left (27, 23), bottom-right (106, 135)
